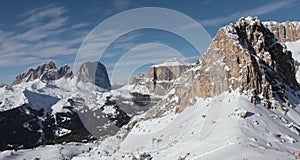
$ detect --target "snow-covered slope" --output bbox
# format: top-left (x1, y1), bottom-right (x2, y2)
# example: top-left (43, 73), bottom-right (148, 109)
top-left (286, 39), bottom-right (300, 82)
top-left (0, 142), bottom-right (95, 160)
top-left (1, 91), bottom-right (298, 159)
top-left (70, 17), bottom-right (300, 160)
top-left (0, 60), bottom-right (163, 151)
top-left (69, 91), bottom-right (299, 160)
top-left (1, 17), bottom-right (300, 160)
top-left (0, 78), bottom-right (100, 114)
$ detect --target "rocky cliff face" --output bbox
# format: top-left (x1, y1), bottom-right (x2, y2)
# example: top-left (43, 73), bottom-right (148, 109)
top-left (147, 58), bottom-right (191, 94)
top-left (76, 61), bottom-right (111, 90)
top-left (12, 61), bottom-right (73, 85)
top-left (58, 64), bottom-right (73, 78)
top-left (148, 58), bottom-right (191, 81)
top-left (148, 17), bottom-right (300, 116)
top-left (263, 21), bottom-right (300, 43)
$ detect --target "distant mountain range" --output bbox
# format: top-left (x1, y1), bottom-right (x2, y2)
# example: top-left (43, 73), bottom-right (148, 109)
top-left (0, 17), bottom-right (300, 160)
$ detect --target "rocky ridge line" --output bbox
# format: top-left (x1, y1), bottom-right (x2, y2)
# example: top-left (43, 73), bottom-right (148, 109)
top-left (12, 61), bottom-right (73, 86)
top-left (147, 17), bottom-right (300, 117)
top-left (263, 21), bottom-right (300, 43)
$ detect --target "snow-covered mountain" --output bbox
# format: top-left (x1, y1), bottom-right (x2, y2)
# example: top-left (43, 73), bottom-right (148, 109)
top-left (0, 17), bottom-right (300, 160)
top-left (0, 61), bottom-right (161, 151)
top-left (11, 61), bottom-right (73, 86)
top-left (72, 17), bottom-right (300, 159)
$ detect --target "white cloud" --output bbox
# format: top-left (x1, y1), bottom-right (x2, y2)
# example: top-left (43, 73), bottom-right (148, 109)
top-left (0, 4), bottom-right (89, 68)
top-left (18, 4), bottom-right (68, 27)
top-left (200, 0), bottom-right (296, 26)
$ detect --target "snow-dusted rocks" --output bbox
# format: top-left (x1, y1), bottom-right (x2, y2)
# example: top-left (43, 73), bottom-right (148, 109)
top-left (169, 16), bottom-right (299, 113)
top-left (12, 61), bottom-right (73, 86)
top-left (1, 17), bottom-right (300, 160)
top-left (76, 61), bottom-right (111, 90)
top-left (129, 58), bottom-right (191, 95)
top-left (148, 58), bottom-right (191, 94)
top-left (263, 21), bottom-right (300, 43)
top-left (148, 58), bottom-right (190, 82)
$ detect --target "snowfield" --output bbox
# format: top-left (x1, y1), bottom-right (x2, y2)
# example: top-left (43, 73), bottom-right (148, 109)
top-left (71, 92), bottom-right (299, 159)
top-left (287, 39), bottom-right (300, 82)
top-left (0, 75), bottom-right (299, 159)
top-left (1, 30), bottom-right (300, 160)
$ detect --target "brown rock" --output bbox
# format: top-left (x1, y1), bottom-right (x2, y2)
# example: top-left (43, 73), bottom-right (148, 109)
top-left (147, 58), bottom-right (191, 94)
top-left (76, 61), bottom-right (111, 89)
top-left (12, 61), bottom-right (55, 85)
top-left (149, 17), bottom-right (299, 116)
top-left (59, 65), bottom-right (73, 78)
top-left (12, 61), bottom-right (74, 86)
top-left (263, 21), bottom-right (300, 43)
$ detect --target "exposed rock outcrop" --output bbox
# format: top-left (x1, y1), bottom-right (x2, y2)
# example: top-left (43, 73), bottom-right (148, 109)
top-left (12, 61), bottom-right (73, 85)
top-left (147, 17), bottom-right (300, 117)
top-left (58, 64), bottom-right (73, 78)
top-left (76, 61), bottom-right (111, 90)
top-left (148, 58), bottom-right (191, 94)
top-left (148, 58), bottom-right (191, 81)
top-left (0, 102), bottom-right (94, 151)
top-left (263, 21), bottom-right (300, 43)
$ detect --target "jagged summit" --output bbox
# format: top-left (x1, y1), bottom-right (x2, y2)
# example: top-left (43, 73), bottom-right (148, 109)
top-left (12, 61), bottom-right (73, 86)
top-left (148, 17), bottom-right (300, 116)
top-left (11, 60), bottom-right (112, 91)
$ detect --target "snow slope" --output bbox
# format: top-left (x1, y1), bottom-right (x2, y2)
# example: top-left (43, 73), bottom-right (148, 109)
top-left (1, 87), bottom-right (298, 159)
top-left (0, 142), bottom-right (95, 160)
top-left (71, 91), bottom-right (300, 160)
top-left (286, 39), bottom-right (300, 82)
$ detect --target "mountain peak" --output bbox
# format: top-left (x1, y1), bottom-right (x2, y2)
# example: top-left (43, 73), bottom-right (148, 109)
top-left (11, 61), bottom-right (73, 85)
top-left (76, 61), bottom-right (111, 90)
top-left (151, 17), bottom-right (300, 115)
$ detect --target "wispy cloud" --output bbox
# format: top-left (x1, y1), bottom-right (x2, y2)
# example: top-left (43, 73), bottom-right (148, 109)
top-left (200, 0), bottom-right (296, 26)
top-left (0, 4), bottom-right (90, 68)
top-left (18, 4), bottom-right (68, 28)
top-left (112, 0), bottom-right (131, 10)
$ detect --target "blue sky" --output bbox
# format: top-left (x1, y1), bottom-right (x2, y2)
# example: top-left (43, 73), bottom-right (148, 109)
top-left (0, 0), bottom-right (299, 84)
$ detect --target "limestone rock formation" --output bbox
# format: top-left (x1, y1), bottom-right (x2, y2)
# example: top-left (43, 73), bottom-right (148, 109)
top-left (58, 64), bottom-right (73, 78)
top-left (263, 21), bottom-right (300, 43)
top-left (12, 61), bottom-right (73, 85)
top-left (148, 17), bottom-right (300, 117)
top-left (76, 61), bottom-right (111, 90)
top-left (148, 58), bottom-right (191, 81)
top-left (147, 58), bottom-right (191, 94)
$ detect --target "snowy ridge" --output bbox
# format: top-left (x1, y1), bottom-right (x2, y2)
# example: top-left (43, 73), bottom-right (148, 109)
top-left (69, 91), bottom-right (300, 160)
top-left (1, 87), bottom-right (298, 158)
top-left (151, 58), bottom-right (190, 67)
top-left (1, 17), bottom-right (300, 159)
top-left (286, 39), bottom-right (300, 85)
